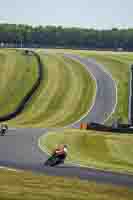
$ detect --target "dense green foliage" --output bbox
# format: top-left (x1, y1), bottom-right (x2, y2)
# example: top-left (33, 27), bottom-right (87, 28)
top-left (0, 24), bottom-right (133, 50)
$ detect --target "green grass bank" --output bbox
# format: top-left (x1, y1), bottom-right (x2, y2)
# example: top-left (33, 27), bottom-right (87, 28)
top-left (43, 49), bottom-right (133, 123)
top-left (0, 169), bottom-right (132, 200)
top-left (0, 49), bottom-right (38, 116)
top-left (9, 52), bottom-right (95, 127)
top-left (39, 129), bottom-right (133, 174)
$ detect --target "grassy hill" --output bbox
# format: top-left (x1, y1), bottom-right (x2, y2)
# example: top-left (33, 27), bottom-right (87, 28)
top-left (43, 49), bottom-right (133, 123)
top-left (0, 49), bottom-right (131, 126)
top-left (9, 52), bottom-right (95, 127)
top-left (0, 169), bottom-right (132, 200)
top-left (0, 49), bottom-right (38, 116)
top-left (39, 129), bottom-right (133, 174)
top-left (76, 51), bottom-right (132, 123)
top-left (0, 49), bottom-right (133, 199)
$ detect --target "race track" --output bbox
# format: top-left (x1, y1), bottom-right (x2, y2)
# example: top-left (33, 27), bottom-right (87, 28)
top-left (0, 54), bottom-right (133, 187)
top-left (64, 54), bottom-right (117, 126)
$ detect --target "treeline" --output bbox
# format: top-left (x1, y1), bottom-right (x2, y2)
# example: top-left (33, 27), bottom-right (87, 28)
top-left (0, 24), bottom-right (133, 50)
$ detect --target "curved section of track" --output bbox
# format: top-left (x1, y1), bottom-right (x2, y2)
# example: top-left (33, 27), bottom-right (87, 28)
top-left (0, 54), bottom-right (132, 187)
top-left (63, 54), bottom-right (117, 126)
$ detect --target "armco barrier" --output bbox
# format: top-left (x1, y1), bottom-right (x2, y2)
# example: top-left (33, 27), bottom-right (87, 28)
top-left (0, 50), bottom-right (43, 122)
top-left (129, 65), bottom-right (133, 125)
top-left (87, 122), bottom-right (133, 134)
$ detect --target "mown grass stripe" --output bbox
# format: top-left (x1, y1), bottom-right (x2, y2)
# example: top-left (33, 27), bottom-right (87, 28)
top-left (0, 50), bottom-right (43, 122)
top-left (9, 53), bottom-right (95, 127)
top-left (39, 129), bottom-right (133, 174)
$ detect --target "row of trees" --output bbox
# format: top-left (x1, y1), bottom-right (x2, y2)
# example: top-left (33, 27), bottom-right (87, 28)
top-left (0, 24), bottom-right (133, 50)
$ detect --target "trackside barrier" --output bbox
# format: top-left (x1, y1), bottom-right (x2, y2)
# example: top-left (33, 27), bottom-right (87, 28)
top-left (86, 122), bottom-right (133, 134)
top-left (129, 65), bottom-right (133, 125)
top-left (0, 50), bottom-right (43, 122)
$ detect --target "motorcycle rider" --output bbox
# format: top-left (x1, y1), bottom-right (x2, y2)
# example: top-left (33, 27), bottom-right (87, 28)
top-left (1, 124), bottom-right (8, 136)
top-left (44, 144), bottom-right (68, 166)
top-left (52, 144), bottom-right (68, 160)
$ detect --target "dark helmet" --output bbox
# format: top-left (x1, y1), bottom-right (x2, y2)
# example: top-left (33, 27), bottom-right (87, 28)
top-left (64, 144), bottom-right (68, 148)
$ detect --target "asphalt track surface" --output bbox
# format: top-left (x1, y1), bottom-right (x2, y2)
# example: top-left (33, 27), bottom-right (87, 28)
top-left (64, 54), bottom-right (117, 126)
top-left (0, 54), bottom-right (133, 187)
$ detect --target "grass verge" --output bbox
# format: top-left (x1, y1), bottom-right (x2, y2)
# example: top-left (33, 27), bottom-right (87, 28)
top-left (0, 169), bottom-right (132, 200)
top-left (9, 53), bottom-right (95, 127)
top-left (39, 129), bottom-right (133, 174)
top-left (76, 51), bottom-right (131, 124)
top-left (0, 49), bottom-right (38, 116)
top-left (42, 49), bottom-right (133, 123)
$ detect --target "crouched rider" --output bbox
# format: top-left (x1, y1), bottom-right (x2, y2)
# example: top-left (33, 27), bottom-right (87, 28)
top-left (52, 144), bottom-right (68, 160)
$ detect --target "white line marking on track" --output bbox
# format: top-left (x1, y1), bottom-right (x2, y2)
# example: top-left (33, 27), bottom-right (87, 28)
top-left (43, 52), bottom-right (117, 126)
top-left (38, 132), bottom-right (133, 174)
top-left (93, 60), bottom-right (118, 123)
top-left (62, 55), bottom-right (98, 128)
top-left (0, 166), bottom-right (20, 172)
top-left (63, 55), bottom-right (117, 125)
top-left (38, 53), bottom-right (118, 170)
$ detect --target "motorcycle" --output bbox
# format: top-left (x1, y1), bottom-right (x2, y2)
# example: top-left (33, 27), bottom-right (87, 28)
top-left (0, 124), bottom-right (8, 136)
top-left (44, 153), bottom-right (66, 167)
